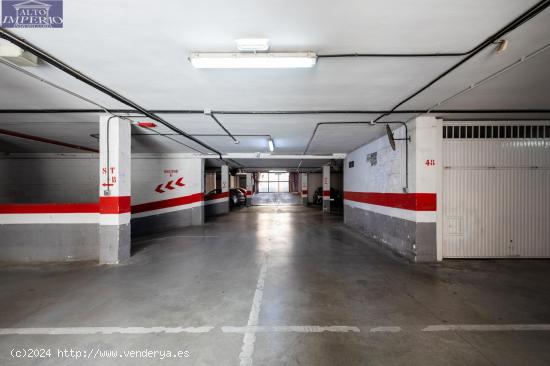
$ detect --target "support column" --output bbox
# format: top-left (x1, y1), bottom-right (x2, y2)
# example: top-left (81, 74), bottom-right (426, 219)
top-left (99, 116), bottom-right (131, 264)
top-left (221, 165), bottom-right (229, 213)
top-left (301, 173), bottom-right (308, 206)
top-left (322, 165), bottom-right (330, 213)
top-left (193, 159), bottom-right (205, 225)
top-left (245, 173), bottom-right (253, 207)
top-left (412, 116), bottom-right (442, 262)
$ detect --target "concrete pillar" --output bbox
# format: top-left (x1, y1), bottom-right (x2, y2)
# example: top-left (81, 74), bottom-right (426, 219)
top-left (99, 116), bottom-right (131, 264)
top-left (221, 165), bottom-right (229, 213)
top-left (411, 116), bottom-right (443, 262)
top-left (301, 173), bottom-right (308, 206)
top-left (193, 159), bottom-right (205, 225)
top-left (245, 173), bottom-right (253, 207)
top-left (322, 165), bottom-right (330, 213)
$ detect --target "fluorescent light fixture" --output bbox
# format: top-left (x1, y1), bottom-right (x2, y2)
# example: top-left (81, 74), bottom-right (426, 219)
top-left (0, 39), bottom-right (38, 66)
top-left (235, 38), bottom-right (270, 52)
top-left (190, 52), bottom-right (317, 69)
top-left (268, 138), bottom-right (275, 152)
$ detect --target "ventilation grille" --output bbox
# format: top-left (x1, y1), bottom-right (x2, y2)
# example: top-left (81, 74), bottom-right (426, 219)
top-left (443, 125), bottom-right (550, 139)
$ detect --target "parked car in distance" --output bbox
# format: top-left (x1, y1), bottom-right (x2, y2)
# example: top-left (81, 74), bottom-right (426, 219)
top-left (205, 188), bottom-right (222, 200)
top-left (205, 188), bottom-right (246, 207)
top-left (229, 188), bottom-right (246, 207)
top-left (236, 187), bottom-right (248, 204)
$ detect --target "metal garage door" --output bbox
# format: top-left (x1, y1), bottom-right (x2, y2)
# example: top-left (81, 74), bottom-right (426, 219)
top-left (442, 123), bottom-right (550, 258)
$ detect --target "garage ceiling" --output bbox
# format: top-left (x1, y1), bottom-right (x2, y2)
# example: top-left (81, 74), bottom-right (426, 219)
top-left (1, 0), bottom-right (550, 166)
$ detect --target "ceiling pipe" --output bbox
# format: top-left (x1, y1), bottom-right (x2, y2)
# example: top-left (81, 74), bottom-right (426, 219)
top-left (204, 111), bottom-right (240, 144)
top-left (0, 128), bottom-right (99, 153)
top-left (372, 0), bottom-right (550, 124)
top-left (2, 109), bottom-right (550, 115)
top-left (317, 52), bottom-right (469, 58)
top-left (102, 133), bottom-right (274, 138)
top-left (425, 42), bottom-right (550, 114)
top-left (0, 27), bottom-right (224, 160)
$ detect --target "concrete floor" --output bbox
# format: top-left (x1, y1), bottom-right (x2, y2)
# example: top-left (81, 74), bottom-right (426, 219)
top-left (251, 192), bottom-right (301, 206)
top-left (1, 206), bottom-right (550, 365)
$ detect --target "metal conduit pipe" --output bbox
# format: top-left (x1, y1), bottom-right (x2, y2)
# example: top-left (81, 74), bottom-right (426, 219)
top-left (205, 112), bottom-right (240, 144)
top-left (0, 27), bottom-right (224, 160)
top-left (317, 52), bottom-right (470, 58)
top-left (2, 109), bottom-right (550, 115)
top-left (299, 121), bottom-right (411, 190)
top-left (425, 42), bottom-right (550, 114)
top-left (372, 0), bottom-right (550, 124)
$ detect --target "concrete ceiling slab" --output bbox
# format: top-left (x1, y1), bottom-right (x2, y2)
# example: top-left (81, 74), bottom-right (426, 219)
top-left (0, 0), bottom-right (549, 160)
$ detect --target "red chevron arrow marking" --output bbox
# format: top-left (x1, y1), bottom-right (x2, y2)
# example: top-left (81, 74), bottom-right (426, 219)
top-left (155, 178), bottom-right (186, 194)
top-left (175, 177), bottom-right (185, 187)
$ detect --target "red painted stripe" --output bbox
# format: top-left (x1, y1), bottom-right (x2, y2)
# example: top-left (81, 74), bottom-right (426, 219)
top-left (205, 191), bottom-right (229, 201)
top-left (302, 190), bottom-right (308, 195)
top-left (0, 128), bottom-right (99, 153)
top-left (246, 190), bottom-right (252, 196)
top-left (100, 196), bottom-right (131, 214)
top-left (322, 190), bottom-right (330, 197)
top-left (132, 193), bottom-right (204, 214)
top-left (0, 202), bottom-right (98, 214)
top-left (343, 192), bottom-right (436, 211)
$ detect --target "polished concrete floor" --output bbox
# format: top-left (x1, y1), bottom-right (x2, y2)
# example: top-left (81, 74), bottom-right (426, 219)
top-left (251, 192), bottom-right (301, 206)
top-left (1, 206), bottom-right (550, 365)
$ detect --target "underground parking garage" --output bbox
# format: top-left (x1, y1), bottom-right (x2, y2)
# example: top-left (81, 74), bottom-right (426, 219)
top-left (1, 1), bottom-right (550, 365)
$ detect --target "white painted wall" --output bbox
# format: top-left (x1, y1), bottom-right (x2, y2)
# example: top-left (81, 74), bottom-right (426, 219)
top-left (132, 157), bottom-right (203, 207)
top-left (343, 116), bottom-right (442, 261)
top-left (344, 126), bottom-right (408, 193)
top-left (344, 117), bottom-right (442, 196)
top-left (0, 155), bottom-right (98, 203)
top-left (0, 154), bottom-right (206, 206)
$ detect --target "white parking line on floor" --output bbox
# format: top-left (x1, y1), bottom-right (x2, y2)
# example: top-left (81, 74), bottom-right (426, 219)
top-left (369, 326), bottom-right (402, 333)
top-left (223, 326), bottom-right (360, 333)
top-left (238, 261), bottom-right (268, 366)
top-left (422, 324), bottom-right (550, 332)
top-left (0, 327), bottom-right (214, 335)
top-left (156, 235), bottom-right (220, 239)
top-left (2, 324), bottom-right (550, 336)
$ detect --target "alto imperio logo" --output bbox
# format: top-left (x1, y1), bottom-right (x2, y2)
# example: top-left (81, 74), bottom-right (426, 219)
top-left (1, 0), bottom-right (63, 28)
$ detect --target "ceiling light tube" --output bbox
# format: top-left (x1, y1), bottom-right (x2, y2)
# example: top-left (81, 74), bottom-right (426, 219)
top-left (235, 38), bottom-right (270, 52)
top-left (0, 39), bottom-right (38, 66)
top-left (190, 52), bottom-right (317, 69)
top-left (268, 138), bottom-right (275, 152)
